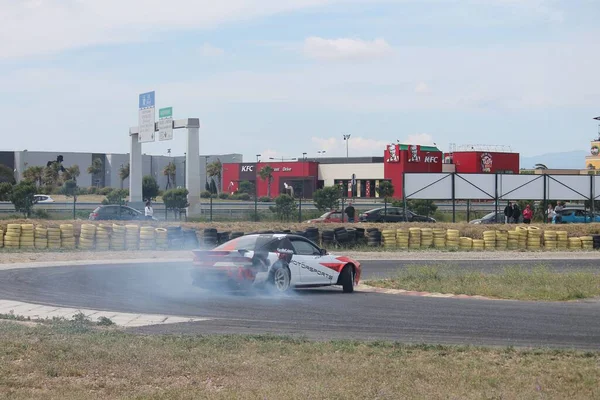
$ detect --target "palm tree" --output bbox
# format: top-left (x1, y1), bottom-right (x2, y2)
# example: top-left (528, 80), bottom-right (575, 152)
top-left (534, 163), bottom-right (548, 170)
top-left (206, 160), bottom-right (223, 193)
top-left (23, 166), bottom-right (44, 187)
top-left (163, 162), bottom-right (176, 190)
top-left (62, 165), bottom-right (80, 183)
top-left (119, 163), bottom-right (130, 189)
top-left (259, 165), bottom-right (274, 198)
top-left (42, 162), bottom-right (61, 189)
top-left (376, 181), bottom-right (395, 216)
top-left (87, 158), bottom-right (103, 175)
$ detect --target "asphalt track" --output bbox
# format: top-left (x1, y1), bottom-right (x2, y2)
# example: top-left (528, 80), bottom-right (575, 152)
top-left (0, 259), bottom-right (599, 349)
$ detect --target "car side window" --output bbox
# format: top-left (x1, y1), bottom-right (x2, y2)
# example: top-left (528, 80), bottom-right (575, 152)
top-left (331, 213), bottom-right (341, 219)
top-left (290, 239), bottom-right (321, 256)
top-left (102, 207), bottom-right (118, 216)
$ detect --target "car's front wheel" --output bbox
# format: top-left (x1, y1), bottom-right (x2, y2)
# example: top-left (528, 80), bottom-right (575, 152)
top-left (270, 265), bottom-right (291, 292)
top-left (339, 265), bottom-right (355, 293)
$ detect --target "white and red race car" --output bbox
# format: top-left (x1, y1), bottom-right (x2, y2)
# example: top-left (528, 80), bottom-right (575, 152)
top-left (191, 233), bottom-right (361, 293)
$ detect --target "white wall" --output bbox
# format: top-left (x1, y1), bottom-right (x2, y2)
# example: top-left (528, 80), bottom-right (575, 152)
top-left (318, 163), bottom-right (384, 186)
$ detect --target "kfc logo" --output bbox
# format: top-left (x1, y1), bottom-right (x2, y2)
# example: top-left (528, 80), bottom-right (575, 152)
top-left (386, 144), bottom-right (399, 163)
top-left (408, 145), bottom-right (420, 162)
top-left (481, 153), bottom-right (493, 173)
top-left (424, 155), bottom-right (439, 163)
top-left (241, 165), bottom-right (253, 172)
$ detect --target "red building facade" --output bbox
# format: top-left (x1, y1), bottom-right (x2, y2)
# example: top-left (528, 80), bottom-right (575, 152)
top-left (384, 144), bottom-right (443, 198)
top-left (446, 151), bottom-right (519, 174)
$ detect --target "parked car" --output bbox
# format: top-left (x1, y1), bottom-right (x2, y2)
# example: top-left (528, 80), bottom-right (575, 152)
top-left (33, 194), bottom-right (54, 204)
top-left (358, 207), bottom-right (435, 223)
top-left (89, 205), bottom-right (157, 221)
top-left (557, 208), bottom-right (600, 223)
top-left (469, 211), bottom-right (506, 224)
top-left (305, 211), bottom-right (343, 223)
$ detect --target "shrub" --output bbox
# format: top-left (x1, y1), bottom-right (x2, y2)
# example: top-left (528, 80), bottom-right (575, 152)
top-left (142, 175), bottom-right (160, 201)
top-left (102, 189), bottom-right (128, 205)
top-left (313, 185), bottom-right (342, 212)
top-left (218, 192), bottom-right (229, 200)
top-left (236, 193), bottom-right (250, 201)
top-left (0, 182), bottom-right (12, 201)
top-left (10, 181), bottom-right (37, 218)
top-left (98, 187), bottom-right (113, 196)
top-left (200, 191), bottom-right (212, 199)
top-left (259, 196), bottom-right (272, 202)
top-left (33, 209), bottom-right (50, 219)
top-left (87, 186), bottom-right (97, 195)
top-left (163, 188), bottom-right (189, 218)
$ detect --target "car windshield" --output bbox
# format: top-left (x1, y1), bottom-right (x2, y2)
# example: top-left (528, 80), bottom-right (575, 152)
top-left (482, 212), bottom-right (497, 219)
top-left (319, 212), bottom-right (331, 218)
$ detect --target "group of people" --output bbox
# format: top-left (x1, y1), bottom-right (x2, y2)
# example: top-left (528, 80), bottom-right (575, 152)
top-left (504, 201), bottom-right (564, 224)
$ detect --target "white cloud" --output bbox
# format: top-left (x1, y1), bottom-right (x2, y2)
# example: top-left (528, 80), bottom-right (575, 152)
top-left (311, 136), bottom-right (390, 156)
top-left (303, 37), bottom-right (393, 61)
top-left (401, 134), bottom-right (436, 146)
top-left (199, 43), bottom-right (225, 58)
top-left (414, 82), bottom-right (431, 94)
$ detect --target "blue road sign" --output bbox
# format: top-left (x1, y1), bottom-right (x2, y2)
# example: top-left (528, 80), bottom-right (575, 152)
top-left (139, 91), bottom-right (155, 109)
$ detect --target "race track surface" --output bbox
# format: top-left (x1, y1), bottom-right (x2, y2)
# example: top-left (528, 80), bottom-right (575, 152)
top-left (0, 260), bottom-right (598, 349)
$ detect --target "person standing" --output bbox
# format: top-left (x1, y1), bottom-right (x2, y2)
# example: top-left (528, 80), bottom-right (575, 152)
top-left (553, 202), bottom-right (564, 224)
top-left (546, 204), bottom-right (555, 223)
top-left (344, 202), bottom-right (356, 223)
top-left (145, 200), bottom-right (154, 220)
top-left (504, 202), bottom-right (512, 223)
top-left (522, 204), bottom-right (533, 224)
top-left (512, 202), bottom-right (521, 223)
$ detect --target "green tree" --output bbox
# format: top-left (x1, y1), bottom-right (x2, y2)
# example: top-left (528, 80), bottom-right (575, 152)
top-left (313, 185), bottom-right (342, 212)
top-left (270, 194), bottom-right (297, 221)
top-left (407, 199), bottom-right (437, 216)
top-left (163, 162), bottom-right (177, 190)
top-left (101, 189), bottom-right (128, 206)
top-left (238, 180), bottom-right (255, 195)
top-left (209, 179), bottom-right (218, 195)
top-left (259, 165), bottom-right (274, 198)
top-left (163, 188), bottom-right (189, 219)
top-left (0, 164), bottom-right (15, 184)
top-left (42, 162), bottom-right (62, 192)
top-left (119, 163), bottom-right (130, 189)
top-left (206, 160), bottom-right (222, 193)
top-left (62, 165), bottom-right (81, 183)
top-left (23, 166), bottom-right (44, 187)
top-left (10, 181), bottom-right (37, 218)
top-left (376, 181), bottom-right (395, 216)
top-left (0, 182), bottom-right (13, 201)
top-left (61, 179), bottom-right (80, 219)
top-left (142, 175), bottom-right (160, 201)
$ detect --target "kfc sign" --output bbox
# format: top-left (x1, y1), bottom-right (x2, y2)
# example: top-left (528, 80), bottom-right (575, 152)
top-left (385, 144), bottom-right (400, 163)
top-left (241, 165), bottom-right (253, 172)
top-left (481, 153), bottom-right (493, 173)
top-left (239, 164), bottom-right (257, 180)
top-left (407, 145), bottom-right (439, 163)
top-left (424, 155), bottom-right (439, 163)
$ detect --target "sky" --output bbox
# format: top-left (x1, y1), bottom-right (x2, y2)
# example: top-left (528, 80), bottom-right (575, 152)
top-left (1, 0), bottom-right (599, 161)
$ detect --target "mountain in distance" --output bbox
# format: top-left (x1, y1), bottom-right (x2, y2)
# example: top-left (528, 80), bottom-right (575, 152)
top-left (520, 150), bottom-right (587, 170)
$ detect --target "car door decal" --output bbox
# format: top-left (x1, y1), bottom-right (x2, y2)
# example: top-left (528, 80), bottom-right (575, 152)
top-left (290, 259), bottom-right (334, 281)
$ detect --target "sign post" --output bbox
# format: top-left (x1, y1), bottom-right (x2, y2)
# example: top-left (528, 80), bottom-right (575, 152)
top-left (138, 91), bottom-right (156, 143)
top-left (158, 107), bottom-right (174, 141)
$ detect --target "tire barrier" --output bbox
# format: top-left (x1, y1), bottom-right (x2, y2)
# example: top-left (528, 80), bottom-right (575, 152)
top-left (1, 223), bottom-right (599, 252)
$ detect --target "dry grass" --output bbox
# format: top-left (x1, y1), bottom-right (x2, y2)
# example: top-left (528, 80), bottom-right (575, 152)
top-left (366, 265), bottom-right (600, 301)
top-left (2, 219), bottom-right (600, 239)
top-left (0, 322), bottom-right (598, 399)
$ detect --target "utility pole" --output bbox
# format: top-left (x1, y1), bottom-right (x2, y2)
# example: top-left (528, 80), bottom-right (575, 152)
top-left (255, 154), bottom-right (261, 221)
top-left (343, 134), bottom-right (351, 158)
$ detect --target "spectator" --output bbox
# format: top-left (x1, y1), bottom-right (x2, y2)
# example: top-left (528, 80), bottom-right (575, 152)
top-left (344, 202), bottom-right (356, 223)
top-left (145, 200), bottom-right (154, 220)
top-left (522, 204), bottom-right (533, 224)
top-left (546, 204), bottom-right (554, 223)
top-left (504, 202), bottom-right (512, 223)
top-left (553, 202), bottom-right (564, 224)
top-left (511, 203), bottom-right (521, 223)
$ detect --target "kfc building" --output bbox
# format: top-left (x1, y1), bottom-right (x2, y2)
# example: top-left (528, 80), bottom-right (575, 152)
top-left (444, 151), bottom-right (519, 174)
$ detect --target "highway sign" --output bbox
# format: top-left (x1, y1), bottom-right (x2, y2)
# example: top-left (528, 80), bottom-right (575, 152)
top-left (158, 107), bottom-right (173, 141)
top-left (138, 91), bottom-right (156, 143)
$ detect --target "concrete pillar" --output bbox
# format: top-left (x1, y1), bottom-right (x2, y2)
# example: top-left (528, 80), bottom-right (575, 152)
top-left (186, 124), bottom-right (201, 217)
top-left (129, 133), bottom-right (143, 204)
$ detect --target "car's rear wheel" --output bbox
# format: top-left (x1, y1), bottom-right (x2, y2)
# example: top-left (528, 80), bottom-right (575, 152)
top-left (340, 265), bottom-right (355, 293)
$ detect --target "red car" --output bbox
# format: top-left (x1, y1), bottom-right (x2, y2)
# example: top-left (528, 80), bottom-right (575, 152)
top-left (305, 211), bottom-right (343, 224)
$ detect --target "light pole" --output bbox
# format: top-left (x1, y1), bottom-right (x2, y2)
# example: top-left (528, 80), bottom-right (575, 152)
top-left (255, 154), bottom-right (261, 221)
top-left (343, 134), bottom-right (351, 158)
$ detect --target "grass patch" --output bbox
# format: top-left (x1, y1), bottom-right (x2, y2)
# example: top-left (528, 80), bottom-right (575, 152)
top-left (366, 265), bottom-right (600, 301)
top-left (0, 322), bottom-right (597, 399)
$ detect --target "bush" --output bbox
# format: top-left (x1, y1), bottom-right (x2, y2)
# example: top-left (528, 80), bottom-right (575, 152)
top-left (313, 185), bottom-right (341, 212)
top-left (218, 192), bottom-right (229, 200)
top-left (236, 193), bottom-right (250, 201)
top-left (33, 209), bottom-right (50, 219)
top-left (270, 194), bottom-right (297, 221)
top-left (87, 186), bottom-right (97, 195)
top-left (101, 189), bottom-right (128, 205)
top-left (201, 191), bottom-right (212, 199)
top-left (0, 182), bottom-right (12, 201)
top-left (142, 175), bottom-right (160, 201)
top-left (98, 187), bottom-right (113, 196)
top-left (10, 181), bottom-right (37, 217)
top-left (163, 188), bottom-right (189, 218)
top-left (259, 196), bottom-right (272, 202)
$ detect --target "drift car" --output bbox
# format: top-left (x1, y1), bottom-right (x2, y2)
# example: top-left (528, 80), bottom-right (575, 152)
top-left (191, 233), bottom-right (361, 293)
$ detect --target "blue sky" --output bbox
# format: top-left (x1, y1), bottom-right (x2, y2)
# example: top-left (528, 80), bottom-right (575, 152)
top-left (1, 0), bottom-right (599, 161)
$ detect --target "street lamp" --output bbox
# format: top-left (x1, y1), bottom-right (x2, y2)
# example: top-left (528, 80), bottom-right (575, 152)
top-left (269, 157), bottom-right (297, 162)
top-left (255, 154), bottom-right (261, 221)
top-left (343, 134), bottom-right (351, 158)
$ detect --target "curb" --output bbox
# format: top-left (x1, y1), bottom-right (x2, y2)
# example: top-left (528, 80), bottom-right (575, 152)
top-left (0, 257), bottom-right (193, 271)
top-left (356, 284), bottom-right (501, 301)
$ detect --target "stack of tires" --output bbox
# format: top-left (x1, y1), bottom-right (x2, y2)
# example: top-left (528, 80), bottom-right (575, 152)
top-left (472, 239), bottom-right (485, 251)
top-left (217, 232), bottom-right (230, 245)
top-left (34, 226), bottom-right (48, 250)
top-left (111, 224), bottom-right (126, 250)
top-left (155, 228), bottom-right (168, 250)
top-left (593, 234), bottom-right (600, 250)
top-left (459, 236), bottom-right (473, 250)
top-left (334, 227), bottom-right (349, 246)
top-left (0, 228), bottom-right (3, 248)
top-left (495, 231), bottom-right (508, 250)
top-left (230, 231), bottom-right (245, 240)
top-left (408, 227), bottom-right (421, 249)
top-left (79, 224), bottom-right (97, 250)
top-left (346, 228), bottom-right (357, 246)
top-left (60, 224), bottom-right (75, 249)
top-left (139, 226), bottom-right (155, 250)
top-left (322, 230), bottom-right (335, 247)
top-left (446, 229), bottom-right (459, 250)
top-left (543, 230), bottom-right (557, 250)
top-left (420, 228), bottom-right (433, 248)
top-left (381, 229), bottom-right (396, 249)
top-left (183, 229), bottom-right (198, 248)
top-left (20, 224), bottom-right (34, 250)
top-left (47, 227), bottom-right (61, 249)
top-left (367, 228), bottom-right (381, 247)
top-left (580, 236), bottom-right (594, 250)
top-left (203, 228), bottom-right (218, 248)
top-left (354, 228), bottom-right (366, 245)
top-left (125, 225), bottom-right (140, 250)
top-left (507, 231), bottom-right (520, 250)
top-left (168, 226), bottom-right (184, 248)
top-left (526, 227), bottom-right (542, 251)
top-left (4, 224), bottom-right (20, 249)
top-left (396, 228), bottom-right (409, 249)
top-left (483, 230), bottom-right (496, 250)
top-left (96, 225), bottom-right (110, 251)
top-left (556, 231), bottom-right (568, 250)
top-left (568, 237), bottom-right (582, 250)
top-left (516, 227), bottom-right (528, 249)
top-left (304, 227), bottom-right (319, 244)
top-left (433, 228), bottom-right (446, 249)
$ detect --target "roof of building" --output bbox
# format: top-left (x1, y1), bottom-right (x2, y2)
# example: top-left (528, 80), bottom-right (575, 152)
top-left (398, 144), bottom-right (441, 152)
top-left (311, 157), bottom-right (384, 164)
